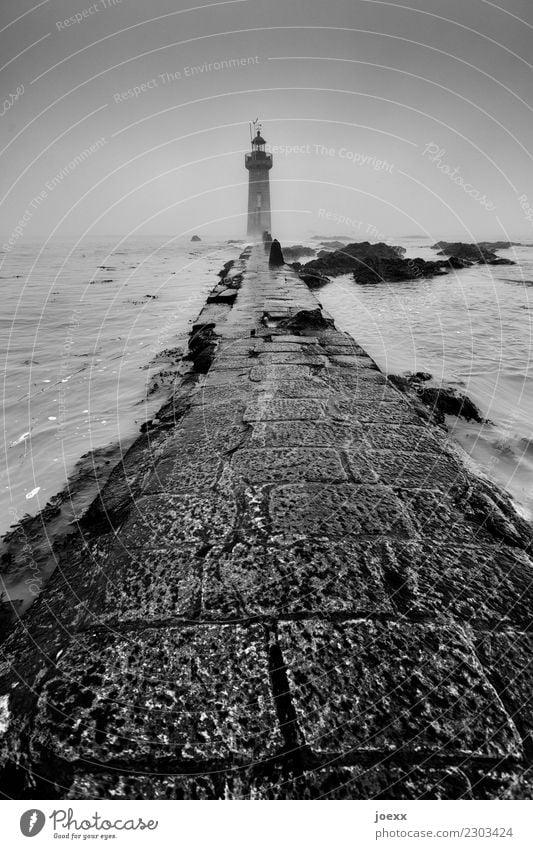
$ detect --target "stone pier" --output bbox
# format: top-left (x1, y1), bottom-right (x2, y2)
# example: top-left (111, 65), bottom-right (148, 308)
top-left (1, 246), bottom-right (532, 799)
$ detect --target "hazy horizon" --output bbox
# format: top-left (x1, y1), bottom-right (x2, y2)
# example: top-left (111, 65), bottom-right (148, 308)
top-left (2, 0), bottom-right (533, 247)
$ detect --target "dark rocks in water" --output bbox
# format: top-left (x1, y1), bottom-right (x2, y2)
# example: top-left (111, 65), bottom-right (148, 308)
top-left (478, 241), bottom-right (520, 250)
top-left (442, 256), bottom-right (470, 269)
top-left (301, 242), bottom-right (451, 284)
top-left (281, 245), bottom-right (316, 261)
top-left (389, 371), bottom-right (486, 425)
top-left (301, 242), bottom-right (428, 282)
top-left (191, 235), bottom-right (201, 242)
top-left (269, 239), bottom-right (284, 267)
top-left (320, 240), bottom-right (346, 250)
top-left (431, 241), bottom-right (515, 265)
top-left (355, 256), bottom-right (448, 284)
top-left (420, 386), bottom-right (485, 423)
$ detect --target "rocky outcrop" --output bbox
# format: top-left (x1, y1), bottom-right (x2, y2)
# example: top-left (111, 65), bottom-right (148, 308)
top-left (431, 242), bottom-right (515, 265)
top-left (319, 240), bottom-right (346, 250)
top-left (478, 241), bottom-right (520, 251)
top-left (389, 372), bottom-right (486, 426)
top-left (301, 242), bottom-right (449, 284)
top-left (191, 235), bottom-right (201, 242)
top-left (281, 245), bottom-right (316, 261)
top-left (353, 256), bottom-right (448, 283)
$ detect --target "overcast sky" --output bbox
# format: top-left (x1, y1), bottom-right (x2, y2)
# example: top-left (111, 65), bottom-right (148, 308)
top-left (1, 0), bottom-right (533, 243)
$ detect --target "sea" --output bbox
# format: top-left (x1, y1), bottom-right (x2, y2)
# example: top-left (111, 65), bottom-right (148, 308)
top-left (1, 234), bottom-right (532, 551)
top-left (0, 236), bottom-right (239, 541)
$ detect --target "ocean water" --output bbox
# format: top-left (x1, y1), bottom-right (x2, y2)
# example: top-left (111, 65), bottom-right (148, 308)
top-left (1, 234), bottom-right (532, 550)
top-left (0, 236), bottom-right (240, 538)
top-left (317, 238), bottom-right (533, 520)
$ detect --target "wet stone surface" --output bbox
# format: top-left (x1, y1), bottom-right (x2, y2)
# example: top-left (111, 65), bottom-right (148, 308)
top-left (1, 245), bottom-right (532, 799)
top-left (360, 449), bottom-right (466, 490)
top-left (202, 537), bottom-right (396, 619)
top-left (118, 491), bottom-right (239, 548)
top-left (243, 398), bottom-right (327, 421)
top-left (250, 419), bottom-right (365, 448)
top-left (31, 625), bottom-right (281, 765)
top-left (92, 543), bottom-right (202, 623)
top-left (230, 447), bottom-right (348, 484)
top-left (270, 483), bottom-right (416, 539)
top-left (278, 620), bottom-right (521, 758)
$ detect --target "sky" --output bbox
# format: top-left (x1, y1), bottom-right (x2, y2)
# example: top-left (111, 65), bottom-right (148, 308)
top-left (1, 0), bottom-right (533, 244)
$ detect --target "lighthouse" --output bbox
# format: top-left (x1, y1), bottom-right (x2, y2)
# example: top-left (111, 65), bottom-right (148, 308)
top-left (245, 122), bottom-right (273, 238)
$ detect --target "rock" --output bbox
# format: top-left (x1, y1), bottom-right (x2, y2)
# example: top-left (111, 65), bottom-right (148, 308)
top-left (420, 387), bottom-right (486, 423)
top-left (269, 239), bottom-right (285, 267)
top-left (191, 235), bottom-right (201, 242)
top-left (300, 242), bottom-right (446, 284)
top-left (431, 242), bottom-right (515, 265)
top-left (443, 255), bottom-right (471, 269)
top-left (478, 241), bottom-right (520, 251)
top-left (389, 372), bottom-right (486, 425)
top-left (320, 240), bottom-right (346, 250)
top-left (281, 245), bottom-right (316, 261)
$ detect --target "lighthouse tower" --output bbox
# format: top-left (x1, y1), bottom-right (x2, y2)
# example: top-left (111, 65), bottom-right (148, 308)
top-left (245, 123), bottom-right (273, 238)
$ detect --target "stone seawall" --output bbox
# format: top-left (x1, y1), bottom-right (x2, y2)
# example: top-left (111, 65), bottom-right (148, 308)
top-left (0, 245), bottom-right (532, 800)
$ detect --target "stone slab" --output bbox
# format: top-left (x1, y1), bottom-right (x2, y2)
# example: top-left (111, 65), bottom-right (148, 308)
top-left (250, 365), bottom-right (324, 382)
top-left (31, 625), bottom-right (281, 764)
top-left (475, 630), bottom-right (533, 754)
top-left (254, 352), bottom-right (328, 366)
top-left (278, 620), bottom-right (520, 758)
top-left (359, 450), bottom-right (466, 491)
top-left (92, 544), bottom-right (201, 622)
top-left (202, 537), bottom-right (395, 619)
top-left (117, 492), bottom-right (238, 548)
top-left (250, 420), bottom-right (364, 448)
top-left (143, 446), bottom-right (223, 493)
top-left (243, 399), bottom-right (327, 421)
top-left (392, 540), bottom-right (533, 628)
top-left (270, 483), bottom-right (416, 539)
top-left (362, 424), bottom-right (443, 452)
top-left (398, 490), bottom-right (498, 547)
top-left (230, 447), bottom-right (347, 484)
